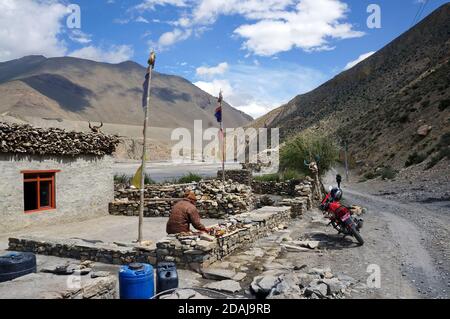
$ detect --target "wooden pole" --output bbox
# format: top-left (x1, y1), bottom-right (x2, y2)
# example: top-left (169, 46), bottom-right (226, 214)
top-left (138, 51), bottom-right (155, 243)
top-left (344, 140), bottom-right (349, 182)
top-left (219, 92), bottom-right (225, 184)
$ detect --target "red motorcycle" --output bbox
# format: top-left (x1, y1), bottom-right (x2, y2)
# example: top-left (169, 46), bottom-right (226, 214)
top-left (320, 187), bottom-right (364, 246)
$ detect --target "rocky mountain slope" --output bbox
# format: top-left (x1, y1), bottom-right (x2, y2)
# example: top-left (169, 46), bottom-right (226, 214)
top-left (256, 3), bottom-right (450, 176)
top-left (0, 56), bottom-right (252, 129)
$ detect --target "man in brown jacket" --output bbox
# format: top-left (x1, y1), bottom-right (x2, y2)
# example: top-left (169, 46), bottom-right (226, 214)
top-left (166, 191), bottom-right (208, 234)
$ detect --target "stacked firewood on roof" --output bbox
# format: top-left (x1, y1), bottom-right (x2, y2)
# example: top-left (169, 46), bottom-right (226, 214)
top-left (0, 122), bottom-right (120, 157)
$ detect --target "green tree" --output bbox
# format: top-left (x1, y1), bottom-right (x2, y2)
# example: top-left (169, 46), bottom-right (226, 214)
top-left (280, 132), bottom-right (339, 176)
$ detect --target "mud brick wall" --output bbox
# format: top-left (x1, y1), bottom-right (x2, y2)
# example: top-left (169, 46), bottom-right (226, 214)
top-left (217, 169), bottom-right (253, 185)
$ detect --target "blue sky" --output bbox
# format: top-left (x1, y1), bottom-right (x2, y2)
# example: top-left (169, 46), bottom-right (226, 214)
top-left (0, 0), bottom-right (447, 118)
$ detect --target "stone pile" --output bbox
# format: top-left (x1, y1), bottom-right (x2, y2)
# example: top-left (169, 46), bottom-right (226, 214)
top-left (111, 179), bottom-right (256, 218)
top-left (217, 169), bottom-right (253, 185)
top-left (0, 122), bottom-right (119, 156)
top-left (250, 266), bottom-right (357, 299)
top-left (278, 197), bottom-right (309, 218)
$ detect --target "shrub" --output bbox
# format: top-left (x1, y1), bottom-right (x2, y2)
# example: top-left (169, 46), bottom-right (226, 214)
top-left (254, 170), bottom-right (305, 182)
top-left (114, 174), bottom-right (131, 184)
top-left (363, 171), bottom-right (376, 180)
top-left (176, 172), bottom-right (202, 184)
top-left (280, 132), bottom-right (339, 176)
top-left (425, 133), bottom-right (450, 169)
top-left (253, 174), bottom-right (280, 182)
top-left (281, 170), bottom-right (305, 181)
top-left (398, 113), bottom-right (409, 123)
top-left (438, 99), bottom-right (450, 111)
top-left (144, 173), bottom-right (156, 185)
top-left (380, 166), bottom-right (398, 180)
top-left (405, 152), bottom-right (427, 167)
top-left (421, 100), bottom-right (430, 108)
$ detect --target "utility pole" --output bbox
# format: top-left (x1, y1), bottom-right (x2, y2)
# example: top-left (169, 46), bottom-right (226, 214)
top-left (344, 139), bottom-right (349, 182)
top-left (138, 51), bottom-right (155, 243)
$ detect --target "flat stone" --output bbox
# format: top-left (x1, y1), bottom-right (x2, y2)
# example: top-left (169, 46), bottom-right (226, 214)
top-left (176, 289), bottom-right (197, 299)
top-left (322, 278), bottom-right (346, 295)
top-left (233, 272), bottom-right (247, 281)
top-left (281, 244), bottom-right (311, 252)
top-left (251, 275), bottom-right (280, 295)
top-left (202, 268), bottom-right (236, 281)
top-left (90, 271), bottom-right (110, 278)
top-left (73, 268), bottom-right (91, 276)
top-left (204, 280), bottom-right (241, 293)
top-left (292, 240), bottom-right (321, 249)
top-left (305, 282), bottom-right (328, 298)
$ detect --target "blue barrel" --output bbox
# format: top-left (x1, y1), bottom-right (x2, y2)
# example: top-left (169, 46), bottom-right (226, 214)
top-left (156, 262), bottom-right (179, 294)
top-left (0, 252), bottom-right (37, 283)
top-left (119, 263), bottom-right (154, 299)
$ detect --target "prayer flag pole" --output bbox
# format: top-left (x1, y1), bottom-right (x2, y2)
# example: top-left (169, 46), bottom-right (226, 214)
top-left (138, 50), bottom-right (156, 243)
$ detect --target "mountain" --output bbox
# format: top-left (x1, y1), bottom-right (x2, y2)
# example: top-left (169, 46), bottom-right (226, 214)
top-left (0, 55), bottom-right (252, 129)
top-left (256, 3), bottom-right (450, 174)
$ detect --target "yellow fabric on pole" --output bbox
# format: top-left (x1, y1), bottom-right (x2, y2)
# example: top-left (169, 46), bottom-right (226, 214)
top-left (132, 165), bottom-right (143, 189)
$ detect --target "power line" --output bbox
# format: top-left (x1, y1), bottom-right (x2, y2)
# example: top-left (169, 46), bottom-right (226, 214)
top-left (412, 0), bottom-right (429, 27)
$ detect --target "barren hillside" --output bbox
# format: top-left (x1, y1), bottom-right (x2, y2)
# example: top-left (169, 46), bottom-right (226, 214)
top-left (0, 56), bottom-right (252, 129)
top-left (256, 3), bottom-right (450, 176)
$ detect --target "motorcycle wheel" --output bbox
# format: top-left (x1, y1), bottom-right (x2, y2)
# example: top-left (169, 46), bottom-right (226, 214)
top-left (350, 225), bottom-right (364, 246)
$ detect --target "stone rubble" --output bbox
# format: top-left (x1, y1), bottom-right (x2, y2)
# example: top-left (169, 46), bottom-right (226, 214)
top-left (250, 266), bottom-right (357, 299)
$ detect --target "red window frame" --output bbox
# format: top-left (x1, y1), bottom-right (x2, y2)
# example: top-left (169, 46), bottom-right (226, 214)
top-left (21, 170), bottom-right (60, 213)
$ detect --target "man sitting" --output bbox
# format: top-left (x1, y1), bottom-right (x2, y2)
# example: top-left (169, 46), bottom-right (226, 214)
top-left (166, 191), bottom-right (208, 234)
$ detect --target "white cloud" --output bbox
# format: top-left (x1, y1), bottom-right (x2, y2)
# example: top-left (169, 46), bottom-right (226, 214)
top-left (69, 30), bottom-right (92, 44)
top-left (194, 62), bottom-right (326, 118)
top-left (137, 0), bottom-right (363, 55)
top-left (134, 0), bottom-right (188, 11)
top-left (157, 28), bottom-right (192, 49)
top-left (194, 79), bottom-right (234, 99)
top-left (69, 45), bottom-right (134, 63)
top-left (196, 62), bottom-right (229, 76)
top-left (135, 16), bottom-right (150, 23)
top-left (0, 0), bottom-right (68, 62)
top-left (344, 51), bottom-right (375, 70)
top-left (234, 0), bottom-right (365, 56)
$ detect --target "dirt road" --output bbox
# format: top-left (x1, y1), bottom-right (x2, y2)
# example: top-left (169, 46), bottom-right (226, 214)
top-left (285, 169), bottom-right (450, 298)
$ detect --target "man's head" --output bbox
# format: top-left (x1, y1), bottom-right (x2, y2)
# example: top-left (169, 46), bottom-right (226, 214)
top-left (184, 190), bottom-right (197, 203)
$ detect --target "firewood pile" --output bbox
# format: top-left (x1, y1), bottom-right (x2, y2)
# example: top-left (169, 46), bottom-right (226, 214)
top-left (0, 122), bottom-right (120, 156)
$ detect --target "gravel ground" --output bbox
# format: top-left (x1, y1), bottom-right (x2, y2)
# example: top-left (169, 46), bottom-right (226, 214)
top-left (318, 167), bottom-right (450, 298)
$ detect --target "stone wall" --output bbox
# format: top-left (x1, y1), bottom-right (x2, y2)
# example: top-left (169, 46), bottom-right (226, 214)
top-left (155, 206), bottom-right (291, 270)
top-left (110, 179), bottom-right (256, 219)
top-left (251, 178), bottom-right (308, 196)
top-left (9, 206), bottom-right (291, 271)
top-left (0, 154), bottom-right (114, 233)
top-left (217, 169), bottom-right (252, 185)
top-left (8, 236), bottom-right (157, 266)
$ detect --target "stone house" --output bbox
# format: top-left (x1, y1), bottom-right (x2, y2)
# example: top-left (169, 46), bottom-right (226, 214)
top-left (0, 123), bottom-right (119, 233)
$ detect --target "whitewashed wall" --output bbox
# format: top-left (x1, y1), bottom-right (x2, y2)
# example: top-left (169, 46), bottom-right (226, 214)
top-left (0, 154), bottom-right (114, 233)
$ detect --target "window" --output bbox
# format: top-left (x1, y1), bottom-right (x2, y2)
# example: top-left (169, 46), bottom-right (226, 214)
top-left (22, 170), bottom-right (59, 213)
